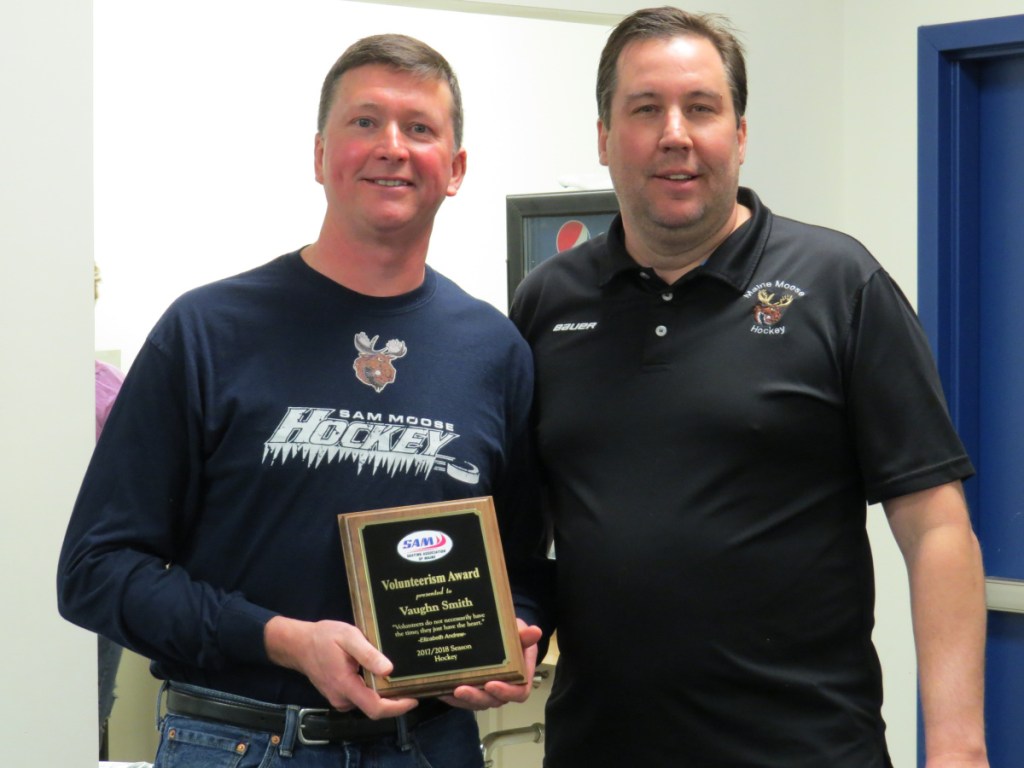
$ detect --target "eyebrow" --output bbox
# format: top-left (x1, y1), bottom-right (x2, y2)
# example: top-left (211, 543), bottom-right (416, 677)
top-left (623, 88), bottom-right (724, 103)
top-left (348, 101), bottom-right (437, 121)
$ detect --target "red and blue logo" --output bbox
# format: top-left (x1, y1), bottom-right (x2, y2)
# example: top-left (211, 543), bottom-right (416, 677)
top-left (397, 530), bottom-right (452, 562)
top-left (556, 220), bottom-right (591, 252)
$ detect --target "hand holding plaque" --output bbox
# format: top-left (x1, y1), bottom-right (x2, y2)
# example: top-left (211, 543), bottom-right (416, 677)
top-left (339, 496), bottom-right (527, 698)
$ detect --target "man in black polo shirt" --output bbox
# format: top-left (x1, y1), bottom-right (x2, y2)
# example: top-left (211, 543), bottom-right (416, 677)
top-left (510, 7), bottom-right (988, 767)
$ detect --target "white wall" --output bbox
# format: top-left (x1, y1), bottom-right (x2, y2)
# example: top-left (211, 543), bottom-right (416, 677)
top-left (843, 0), bottom-right (1024, 293)
top-left (94, 0), bottom-right (848, 371)
top-left (94, 0), bottom-right (614, 369)
top-left (0, 0), bottom-right (97, 765)
top-left (7, 0), bottom-right (1014, 764)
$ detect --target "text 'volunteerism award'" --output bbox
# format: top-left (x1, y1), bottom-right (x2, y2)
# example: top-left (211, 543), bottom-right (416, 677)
top-left (339, 496), bottom-right (526, 697)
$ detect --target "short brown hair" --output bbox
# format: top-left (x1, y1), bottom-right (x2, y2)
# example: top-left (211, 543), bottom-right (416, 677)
top-left (597, 7), bottom-right (747, 127)
top-left (317, 33), bottom-right (464, 149)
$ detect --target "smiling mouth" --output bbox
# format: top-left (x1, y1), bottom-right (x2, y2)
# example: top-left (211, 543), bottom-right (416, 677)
top-left (663, 173), bottom-right (695, 181)
top-left (372, 179), bottom-right (412, 187)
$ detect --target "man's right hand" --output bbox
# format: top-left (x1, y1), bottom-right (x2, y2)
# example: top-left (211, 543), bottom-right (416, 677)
top-left (264, 616), bottom-right (418, 719)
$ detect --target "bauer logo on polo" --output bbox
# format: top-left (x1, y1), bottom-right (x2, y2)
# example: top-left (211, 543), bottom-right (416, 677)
top-left (398, 531), bottom-right (452, 563)
top-left (552, 322), bottom-right (598, 332)
top-left (353, 332), bottom-right (406, 392)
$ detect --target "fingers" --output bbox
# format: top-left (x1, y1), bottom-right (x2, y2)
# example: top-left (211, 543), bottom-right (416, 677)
top-left (280, 619), bottom-right (417, 718)
top-left (318, 657), bottom-right (418, 720)
top-left (322, 625), bottom-right (421, 718)
top-left (483, 679), bottom-right (534, 704)
top-left (332, 622), bottom-right (393, 678)
top-left (287, 619), bottom-right (546, 718)
top-left (517, 622), bottom-right (543, 649)
top-left (441, 685), bottom-right (509, 711)
top-left (440, 621), bottom-right (546, 711)
top-left (442, 675), bottom-right (535, 710)
top-left (348, 688), bottom-right (420, 720)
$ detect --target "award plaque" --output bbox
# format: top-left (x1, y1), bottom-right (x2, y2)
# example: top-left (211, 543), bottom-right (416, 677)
top-left (339, 496), bottom-right (526, 698)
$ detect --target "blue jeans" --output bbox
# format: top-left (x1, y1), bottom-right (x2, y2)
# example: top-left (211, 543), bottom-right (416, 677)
top-left (153, 685), bottom-right (484, 768)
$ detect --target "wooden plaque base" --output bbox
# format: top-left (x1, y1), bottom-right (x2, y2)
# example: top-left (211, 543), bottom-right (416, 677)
top-left (339, 496), bottom-right (526, 698)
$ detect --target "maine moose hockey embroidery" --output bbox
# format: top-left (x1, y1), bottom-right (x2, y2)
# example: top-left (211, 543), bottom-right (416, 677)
top-left (747, 282), bottom-right (804, 336)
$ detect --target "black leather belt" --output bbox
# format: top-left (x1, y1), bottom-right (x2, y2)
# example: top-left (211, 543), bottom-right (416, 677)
top-left (165, 686), bottom-right (449, 745)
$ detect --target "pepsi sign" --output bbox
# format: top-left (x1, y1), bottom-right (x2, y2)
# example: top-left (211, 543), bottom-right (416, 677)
top-left (556, 219), bottom-right (591, 252)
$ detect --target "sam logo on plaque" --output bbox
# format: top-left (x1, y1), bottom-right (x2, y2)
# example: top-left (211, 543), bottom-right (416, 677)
top-left (398, 531), bottom-right (452, 562)
top-left (340, 497), bottom-right (526, 697)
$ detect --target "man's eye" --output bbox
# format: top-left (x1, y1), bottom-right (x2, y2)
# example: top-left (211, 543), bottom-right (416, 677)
top-left (410, 123), bottom-right (430, 135)
top-left (355, 117), bottom-right (373, 128)
top-left (633, 104), bottom-right (659, 115)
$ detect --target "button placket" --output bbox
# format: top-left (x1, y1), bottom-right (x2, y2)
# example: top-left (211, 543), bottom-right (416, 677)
top-left (640, 290), bottom-right (676, 367)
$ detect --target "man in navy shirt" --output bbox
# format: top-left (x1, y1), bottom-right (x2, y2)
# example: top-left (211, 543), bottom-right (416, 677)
top-left (59, 33), bottom-right (543, 768)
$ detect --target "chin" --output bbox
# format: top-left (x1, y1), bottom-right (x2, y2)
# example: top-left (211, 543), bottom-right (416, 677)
top-left (649, 212), bottom-right (706, 232)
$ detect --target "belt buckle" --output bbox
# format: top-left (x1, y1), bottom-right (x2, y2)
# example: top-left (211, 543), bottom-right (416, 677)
top-left (297, 707), bottom-right (331, 746)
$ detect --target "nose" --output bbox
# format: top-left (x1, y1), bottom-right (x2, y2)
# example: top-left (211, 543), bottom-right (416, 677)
top-left (377, 122), bottom-right (410, 161)
top-left (659, 108), bottom-right (692, 151)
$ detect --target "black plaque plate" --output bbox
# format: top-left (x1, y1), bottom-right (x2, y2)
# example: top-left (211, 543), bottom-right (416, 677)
top-left (339, 496), bottom-right (526, 697)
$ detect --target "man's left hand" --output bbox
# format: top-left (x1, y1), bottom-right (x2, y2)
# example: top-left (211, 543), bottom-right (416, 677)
top-left (440, 620), bottom-right (543, 710)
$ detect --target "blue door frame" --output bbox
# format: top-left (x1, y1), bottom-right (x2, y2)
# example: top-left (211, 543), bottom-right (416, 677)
top-left (918, 13), bottom-right (1024, 768)
top-left (918, 14), bottom-right (1024, 488)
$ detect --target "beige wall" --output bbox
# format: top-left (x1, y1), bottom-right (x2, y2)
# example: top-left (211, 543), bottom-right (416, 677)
top-left (6, 1), bottom-right (1019, 765)
top-left (843, 0), bottom-right (1024, 291)
top-left (0, 0), bottom-right (96, 765)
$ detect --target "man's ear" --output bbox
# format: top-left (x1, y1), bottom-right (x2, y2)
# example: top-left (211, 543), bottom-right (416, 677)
top-left (597, 118), bottom-right (609, 167)
top-left (737, 116), bottom-right (747, 166)
top-left (446, 147), bottom-right (468, 197)
top-left (313, 133), bottom-right (325, 185)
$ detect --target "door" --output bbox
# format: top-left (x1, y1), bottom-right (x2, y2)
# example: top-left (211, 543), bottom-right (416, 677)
top-left (919, 15), bottom-right (1024, 768)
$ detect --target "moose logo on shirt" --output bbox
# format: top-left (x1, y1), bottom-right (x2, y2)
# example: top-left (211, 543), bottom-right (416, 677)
top-left (752, 288), bottom-right (795, 326)
top-left (353, 332), bottom-right (406, 392)
top-left (745, 280), bottom-right (806, 337)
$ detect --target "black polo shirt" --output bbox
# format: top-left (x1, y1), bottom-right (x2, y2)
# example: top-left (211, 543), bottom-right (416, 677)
top-left (510, 188), bottom-right (973, 767)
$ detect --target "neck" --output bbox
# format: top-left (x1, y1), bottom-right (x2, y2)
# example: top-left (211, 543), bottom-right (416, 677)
top-left (303, 224), bottom-right (430, 297)
top-left (627, 203), bottom-right (751, 285)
